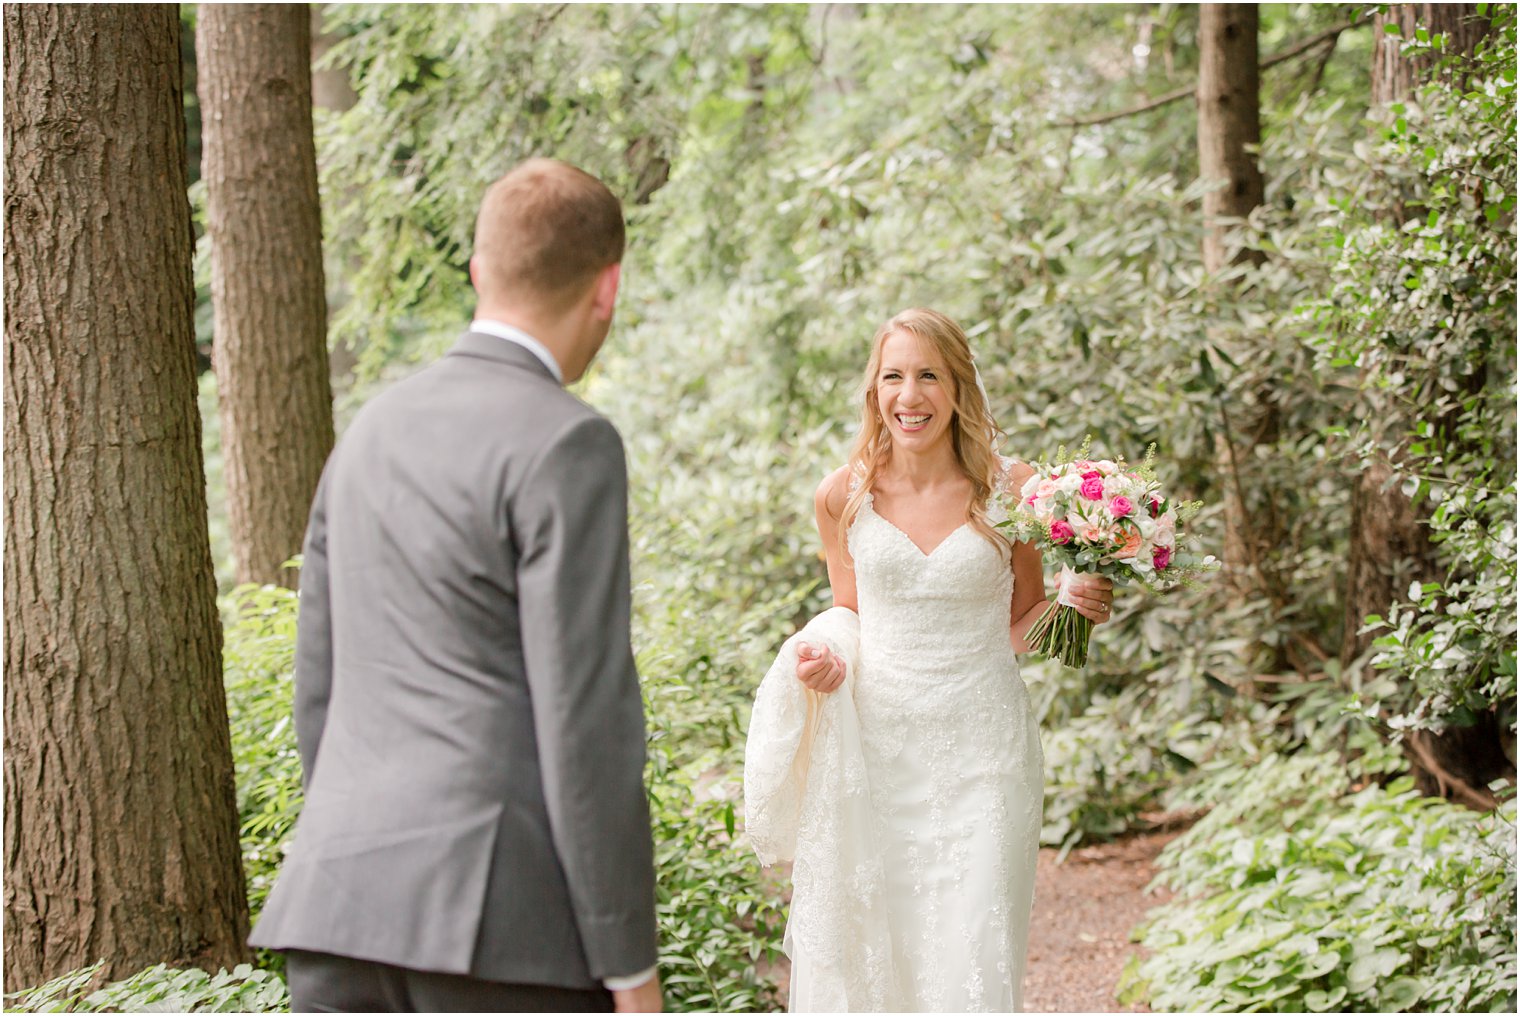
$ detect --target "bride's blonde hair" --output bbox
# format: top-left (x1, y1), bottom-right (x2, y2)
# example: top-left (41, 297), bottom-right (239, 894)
top-left (839, 308), bottom-right (1007, 560)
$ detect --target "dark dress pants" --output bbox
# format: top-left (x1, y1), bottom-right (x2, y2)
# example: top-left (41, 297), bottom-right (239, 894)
top-left (285, 950), bottom-right (615, 1013)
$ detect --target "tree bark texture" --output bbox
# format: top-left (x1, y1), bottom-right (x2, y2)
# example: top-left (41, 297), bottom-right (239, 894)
top-left (199, 3), bottom-right (334, 590)
top-left (1339, 460), bottom-right (1440, 669)
top-left (1196, 3), bottom-right (1265, 276)
top-left (1197, 4), bottom-right (1279, 617)
top-left (1371, 4), bottom-right (1493, 106)
top-left (4, 4), bottom-right (250, 988)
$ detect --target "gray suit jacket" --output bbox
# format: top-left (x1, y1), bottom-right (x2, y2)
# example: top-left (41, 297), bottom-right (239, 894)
top-left (249, 332), bottom-right (658, 988)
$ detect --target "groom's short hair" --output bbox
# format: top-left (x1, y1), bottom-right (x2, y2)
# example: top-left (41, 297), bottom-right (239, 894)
top-left (473, 159), bottom-right (625, 311)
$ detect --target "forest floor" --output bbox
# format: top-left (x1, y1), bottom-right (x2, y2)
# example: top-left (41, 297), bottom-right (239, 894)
top-left (763, 822), bottom-right (1188, 1013)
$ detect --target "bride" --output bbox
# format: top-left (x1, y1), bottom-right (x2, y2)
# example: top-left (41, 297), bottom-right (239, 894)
top-left (744, 307), bottom-right (1114, 1012)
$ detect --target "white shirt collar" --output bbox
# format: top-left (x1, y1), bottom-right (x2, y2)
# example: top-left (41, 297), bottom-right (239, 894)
top-left (469, 318), bottom-right (564, 385)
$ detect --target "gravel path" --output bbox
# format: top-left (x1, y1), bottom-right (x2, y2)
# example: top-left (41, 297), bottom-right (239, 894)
top-left (1022, 827), bottom-right (1182, 1013)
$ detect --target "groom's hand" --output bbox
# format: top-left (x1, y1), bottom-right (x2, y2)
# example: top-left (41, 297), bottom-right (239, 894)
top-left (613, 973), bottom-right (663, 1013)
top-left (796, 643), bottom-right (846, 694)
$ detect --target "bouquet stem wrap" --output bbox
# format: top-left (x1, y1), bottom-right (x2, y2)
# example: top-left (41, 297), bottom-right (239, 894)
top-left (1027, 566), bottom-right (1096, 668)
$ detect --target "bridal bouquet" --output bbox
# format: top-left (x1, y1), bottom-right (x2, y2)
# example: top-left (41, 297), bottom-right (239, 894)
top-left (1001, 443), bottom-right (1210, 668)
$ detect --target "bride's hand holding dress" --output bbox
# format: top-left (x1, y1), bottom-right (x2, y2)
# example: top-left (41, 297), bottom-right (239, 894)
top-left (795, 643), bottom-right (846, 694)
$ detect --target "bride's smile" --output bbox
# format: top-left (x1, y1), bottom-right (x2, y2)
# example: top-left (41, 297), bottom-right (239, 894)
top-left (876, 330), bottom-right (956, 452)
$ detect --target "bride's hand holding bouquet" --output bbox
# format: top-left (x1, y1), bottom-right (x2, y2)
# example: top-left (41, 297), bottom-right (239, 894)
top-left (1002, 442), bottom-right (1212, 668)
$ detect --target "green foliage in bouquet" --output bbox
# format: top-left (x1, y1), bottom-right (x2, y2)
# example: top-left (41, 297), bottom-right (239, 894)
top-left (1002, 440), bottom-right (1209, 584)
top-left (1001, 440), bottom-right (1213, 666)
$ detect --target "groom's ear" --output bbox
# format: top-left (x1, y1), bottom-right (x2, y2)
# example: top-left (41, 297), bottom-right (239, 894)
top-left (590, 262), bottom-right (621, 321)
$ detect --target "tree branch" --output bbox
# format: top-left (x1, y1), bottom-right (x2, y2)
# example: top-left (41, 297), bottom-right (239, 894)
top-left (1054, 17), bottom-right (1371, 129)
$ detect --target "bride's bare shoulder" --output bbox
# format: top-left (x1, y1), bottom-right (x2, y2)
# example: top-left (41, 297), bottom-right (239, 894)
top-left (816, 465), bottom-right (853, 520)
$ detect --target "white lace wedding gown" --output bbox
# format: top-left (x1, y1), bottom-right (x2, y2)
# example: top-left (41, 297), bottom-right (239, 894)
top-left (832, 475), bottom-right (1044, 1012)
top-left (750, 465), bottom-right (1045, 1013)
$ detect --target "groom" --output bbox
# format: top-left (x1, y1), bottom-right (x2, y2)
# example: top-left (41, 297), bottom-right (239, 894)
top-left (249, 159), bottom-right (661, 1013)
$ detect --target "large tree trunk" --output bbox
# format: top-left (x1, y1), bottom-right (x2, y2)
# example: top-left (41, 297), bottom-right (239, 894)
top-left (3, 4), bottom-right (250, 987)
top-left (1197, 5), bottom-right (1281, 624)
top-left (1356, 3), bottom-right (1507, 808)
top-left (1345, 3), bottom-right (1491, 668)
top-left (199, 3), bottom-right (334, 590)
top-left (1371, 4), bottom-right (1493, 106)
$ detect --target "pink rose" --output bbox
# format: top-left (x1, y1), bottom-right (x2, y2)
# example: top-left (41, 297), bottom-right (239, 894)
top-left (1153, 546), bottom-right (1172, 571)
top-left (1079, 475), bottom-right (1105, 501)
top-left (1108, 496), bottom-right (1135, 518)
top-left (1049, 520), bottom-right (1075, 544)
top-left (1148, 495), bottom-right (1163, 518)
top-left (1075, 460), bottom-right (1097, 473)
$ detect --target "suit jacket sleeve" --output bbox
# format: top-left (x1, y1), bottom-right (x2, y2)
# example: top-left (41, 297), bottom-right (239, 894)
top-left (514, 414), bottom-right (659, 980)
top-left (293, 463), bottom-right (335, 789)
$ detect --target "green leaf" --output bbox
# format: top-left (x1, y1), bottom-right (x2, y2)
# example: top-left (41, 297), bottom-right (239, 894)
top-left (1383, 976), bottom-right (1425, 1010)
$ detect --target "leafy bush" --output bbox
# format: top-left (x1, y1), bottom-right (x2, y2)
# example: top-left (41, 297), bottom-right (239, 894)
top-left (1127, 751), bottom-right (1517, 1013)
top-left (634, 587), bottom-right (796, 1010)
top-left (1301, 5), bottom-right (1517, 736)
top-left (1028, 576), bottom-right (1293, 852)
top-left (2, 962), bottom-right (288, 1014)
top-left (221, 585), bottom-right (303, 930)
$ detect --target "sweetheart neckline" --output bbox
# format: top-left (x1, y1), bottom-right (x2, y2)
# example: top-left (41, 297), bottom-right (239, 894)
top-left (860, 496), bottom-right (973, 559)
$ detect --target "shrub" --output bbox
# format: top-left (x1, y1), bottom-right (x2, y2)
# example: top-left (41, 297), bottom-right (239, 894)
top-left (1127, 751), bottom-right (1517, 1013)
top-left (220, 584), bottom-right (303, 929)
top-left (2, 962), bottom-right (288, 1014)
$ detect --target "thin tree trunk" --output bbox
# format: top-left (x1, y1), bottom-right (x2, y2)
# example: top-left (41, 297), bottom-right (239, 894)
top-left (1198, 4), bottom-right (1265, 275)
top-left (199, 3), bottom-right (334, 590)
top-left (4, 4), bottom-right (249, 987)
top-left (1197, 4), bottom-right (1279, 615)
top-left (1339, 460), bottom-right (1439, 667)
